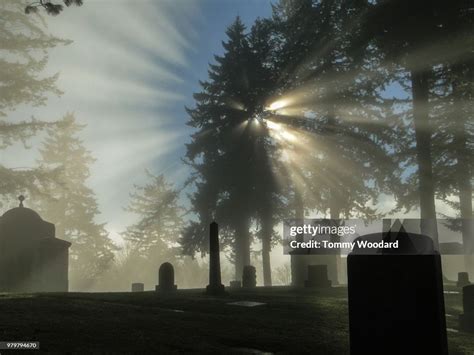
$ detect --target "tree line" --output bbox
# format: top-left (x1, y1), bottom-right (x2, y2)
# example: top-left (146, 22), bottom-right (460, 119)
top-left (182, 0), bottom-right (473, 285)
top-left (2, 0), bottom-right (472, 288)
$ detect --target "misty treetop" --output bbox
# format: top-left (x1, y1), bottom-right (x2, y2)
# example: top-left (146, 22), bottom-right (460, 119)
top-left (32, 113), bottom-right (116, 287)
top-left (0, 0), bottom-right (71, 201)
top-left (25, 0), bottom-right (83, 16)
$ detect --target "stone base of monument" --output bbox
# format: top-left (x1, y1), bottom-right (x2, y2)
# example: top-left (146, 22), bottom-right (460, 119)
top-left (155, 284), bottom-right (177, 292)
top-left (347, 231), bottom-right (448, 355)
top-left (206, 284), bottom-right (226, 295)
top-left (304, 265), bottom-right (332, 288)
top-left (229, 281), bottom-right (241, 288)
top-left (131, 283), bottom-right (144, 292)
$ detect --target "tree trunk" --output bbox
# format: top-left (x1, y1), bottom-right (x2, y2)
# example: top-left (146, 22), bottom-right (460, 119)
top-left (261, 220), bottom-right (272, 286)
top-left (259, 202), bottom-right (273, 286)
top-left (234, 217), bottom-right (251, 281)
top-left (328, 191), bottom-right (341, 285)
top-left (291, 188), bottom-right (306, 287)
top-left (411, 69), bottom-right (439, 248)
top-left (452, 65), bottom-right (474, 269)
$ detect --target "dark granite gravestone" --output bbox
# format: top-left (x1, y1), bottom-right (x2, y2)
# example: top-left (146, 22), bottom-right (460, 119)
top-left (304, 265), bottom-right (331, 288)
top-left (457, 272), bottom-right (471, 288)
top-left (242, 265), bottom-right (257, 288)
top-left (229, 280), bottom-right (241, 288)
top-left (459, 284), bottom-right (474, 333)
top-left (206, 222), bottom-right (225, 295)
top-left (131, 283), bottom-right (144, 292)
top-left (155, 262), bottom-right (177, 292)
top-left (347, 229), bottom-right (448, 355)
top-left (0, 196), bottom-right (71, 292)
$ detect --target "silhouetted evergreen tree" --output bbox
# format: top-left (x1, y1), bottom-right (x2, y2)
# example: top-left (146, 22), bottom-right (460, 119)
top-left (25, 0), bottom-right (83, 16)
top-left (430, 3), bottom-right (474, 255)
top-left (33, 114), bottom-right (115, 289)
top-left (183, 18), bottom-right (282, 282)
top-left (270, 0), bottom-right (399, 285)
top-left (271, 0), bottom-right (395, 219)
top-left (367, 0), bottom-right (465, 245)
top-left (1, 0), bottom-right (69, 197)
top-left (122, 171), bottom-right (183, 258)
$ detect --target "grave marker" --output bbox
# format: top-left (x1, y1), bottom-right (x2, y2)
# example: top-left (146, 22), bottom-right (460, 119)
top-left (347, 230), bottom-right (448, 355)
top-left (155, 262), bottom-right (177, 292)
top-left (131, 283), bottom-right (144, 292)
top-left (230, 280), bottom-right (241, 289)
top-left (304, 265), bottom-right (331, 288)
top-left (459, 284), bottom-right (474, 333)
top-left (242, 265), bottom-right (256, 288)
top-left (457, 272), bottom-right (471, 288)
top-left (206, 221), bottom-right (225, 295)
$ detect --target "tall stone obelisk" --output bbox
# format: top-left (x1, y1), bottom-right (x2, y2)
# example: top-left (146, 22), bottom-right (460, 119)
top-left (206, 221), bottom-right (225, 295)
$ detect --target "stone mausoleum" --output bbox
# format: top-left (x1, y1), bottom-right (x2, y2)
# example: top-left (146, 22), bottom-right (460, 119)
top-left (0, 196), bottom-right (71, 292)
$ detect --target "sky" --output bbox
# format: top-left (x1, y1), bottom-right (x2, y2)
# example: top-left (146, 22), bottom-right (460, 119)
top-left (3, 0), bottom-right (274, 243)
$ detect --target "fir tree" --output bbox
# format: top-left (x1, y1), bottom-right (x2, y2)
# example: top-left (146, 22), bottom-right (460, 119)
top-left (120, 171), bottom-right (185, 288)
top-left (34, 113), bottom-right (115, 289)
top-left (183, 17), bottom-right (282, 281)
top-left (122, 171), bottom-right (183, 259)
top-left (1, 0), bottom-right (69, 197)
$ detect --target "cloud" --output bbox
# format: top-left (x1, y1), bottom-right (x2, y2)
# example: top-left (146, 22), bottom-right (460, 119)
top-left (4, 0), bottom-right (202, 240)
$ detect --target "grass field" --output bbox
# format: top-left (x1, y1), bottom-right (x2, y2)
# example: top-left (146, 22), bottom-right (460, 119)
top-left (0, 286), bottom-right (472, 354)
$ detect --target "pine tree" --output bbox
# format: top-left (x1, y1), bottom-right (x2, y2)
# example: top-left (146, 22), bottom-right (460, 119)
top-left (430, 3), bottom-right (474, 260)
top-left (120, 171), bottom-right (185, 288)
top-left (34, 113), bottom-right (115, 289)
top-left (1, 0), bottom-right (69, 197)
top-left (269, 0), bottom-right (399, 285)
top-left (122, 171), bottom-right (183, 259)
top-left (25, 0), bottom-right (83, 16)
top-left (183, 17), bottom-right (282, 282)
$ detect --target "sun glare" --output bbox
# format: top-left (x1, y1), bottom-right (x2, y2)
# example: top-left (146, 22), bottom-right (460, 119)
top-left (266, 120), bottom-right (282, 131)
top-left (266, 100), bottom-right (287, 111)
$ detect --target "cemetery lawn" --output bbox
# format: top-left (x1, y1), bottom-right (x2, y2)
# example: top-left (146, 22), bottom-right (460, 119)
top-left (0, 286), bottom-right (473, 354)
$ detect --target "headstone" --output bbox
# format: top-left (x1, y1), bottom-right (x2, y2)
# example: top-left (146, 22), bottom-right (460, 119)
top-left (206, 221), bottom-right (225, 295)
top-left (457, 272), bottom-right (471, 288)
top-left (230, 280), bottom-right (241, 288)
top-left (242, 265), bottom-right (257, 288)
top-left (131, 282), bottom-right (144, 292)
top-left (459, 284), bottom-right (474, 333)
top-left (304, 265), bottom-right (331, 288)
top-left (155, 262), bottom-right (177, 292)
top-left (0, 196), bottom-right (71, 292)
top-left (347, 230), bottom-right (448, 355)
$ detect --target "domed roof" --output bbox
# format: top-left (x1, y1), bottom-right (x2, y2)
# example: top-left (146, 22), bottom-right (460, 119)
top-left (0, 196), bottom-right (43, 226)
top-left (0, 196), bottom-right (55, 241)
top-left (1, 206), bottom-right (43, 224)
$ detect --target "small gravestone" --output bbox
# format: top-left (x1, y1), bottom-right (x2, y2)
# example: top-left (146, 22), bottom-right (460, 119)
top-left (155, 262), bottom-right (177, 292)
top-left (131, 282), bottom-right (144, 292)
top-left (230, 280), bottom-right (241, 288)
top-left (457, 272), bottom-right (471, 288)
top-left (304, 265), bottom-right (331, 288)
top-left (459, 284), bottom-right (474, 333)
top-left (242, 265), bottom-right (257, 288)
top-left (347, 230), bottom-right (448, 355)
top-left (206, 222), bottom-right (225, 295)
